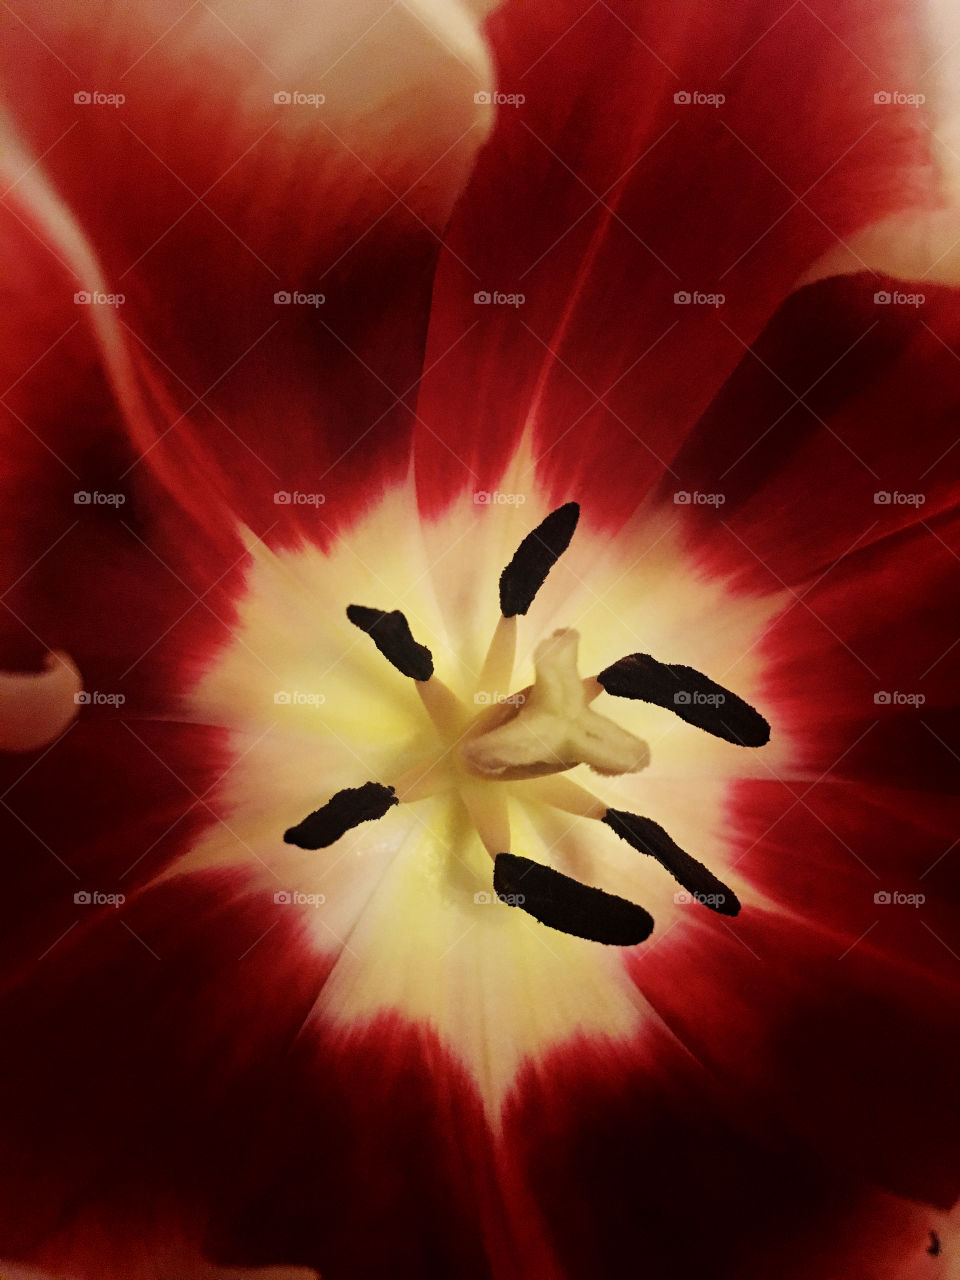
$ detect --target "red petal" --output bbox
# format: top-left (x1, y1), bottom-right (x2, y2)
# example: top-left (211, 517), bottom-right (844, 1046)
top-left (415, 0), bottom-right (933, 516)
top-left (635, 902), bottom-right (960, 1208)
top-left (670, 277), bottom-right (960, 592)
top-left (506, 1025), bottom-right (952, 1278)
top-left (757, 502), bottom-right (960, 791)
top-left (0, 1), bottom-right (494, 534)
top-left (2, 4), bottom-right (957, 1277)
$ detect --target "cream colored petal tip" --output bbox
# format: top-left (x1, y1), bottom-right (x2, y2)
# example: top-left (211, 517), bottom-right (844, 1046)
top-left (0, 651), bottom-right (83, 753)
top-left (801, 0), bottom-right (960, 290)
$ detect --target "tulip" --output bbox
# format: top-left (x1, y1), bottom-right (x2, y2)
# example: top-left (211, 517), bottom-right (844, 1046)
top-left (1, 1), bottom-right (958, 1277)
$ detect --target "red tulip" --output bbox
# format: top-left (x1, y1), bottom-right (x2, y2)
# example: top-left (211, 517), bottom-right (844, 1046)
top-left (1, 1), bottom-right (958, 1277)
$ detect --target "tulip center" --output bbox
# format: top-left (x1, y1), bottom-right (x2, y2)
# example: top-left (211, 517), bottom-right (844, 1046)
top-left (280, 501), bottom-right (771, 947)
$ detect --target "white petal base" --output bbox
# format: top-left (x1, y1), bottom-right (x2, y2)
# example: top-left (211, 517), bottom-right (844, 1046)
top-left (172, 462), bottom-right (795, 1115)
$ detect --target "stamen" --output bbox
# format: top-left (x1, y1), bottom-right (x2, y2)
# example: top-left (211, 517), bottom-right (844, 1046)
top-left (292, 499), bottom-right (773, 946)
top-left (498, 502), bottom-right (580, 617)
top-left (284, 781), bottom-right (398, 849)
top-left (460, 785), bottom-right (510, 860)
top-left (346, 605), bottom-right (434, 682)
top-left (581, 676), bottom-right (604, 705)
top-left (416, 677), bottom-right (467, 738)
top-left (392, 758), bottom-right (455, 803)
top-left (493, 852), bottom-right (654, 946)
top-left (595, 652), bottom-right (770, 747)
top-left (478, 613), bottom-right (517, 694)
top-left (526, 774), bottom-right (607, 819)
top-left (603, 808), bottom-right (741, 916)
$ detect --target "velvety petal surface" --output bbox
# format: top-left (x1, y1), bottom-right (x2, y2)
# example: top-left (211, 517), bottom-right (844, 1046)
top-left (0, 1), bottom-right (958, 1278)
top-left (0, 0), bottom-right (494, 534)
top-left (415, 0), bottom-right (935, 520)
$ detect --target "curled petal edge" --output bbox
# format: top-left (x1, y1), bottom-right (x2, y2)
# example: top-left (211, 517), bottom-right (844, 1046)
top-left (0, 651), bottom-right (82, 753)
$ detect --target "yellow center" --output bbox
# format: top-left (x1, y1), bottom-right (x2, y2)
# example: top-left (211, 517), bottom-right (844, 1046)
top-left (167, 460), bottom-right (793, 1114)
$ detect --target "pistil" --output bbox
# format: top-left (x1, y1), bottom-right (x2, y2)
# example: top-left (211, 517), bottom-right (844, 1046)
top-left (459, 628), bottom-right (649, 782)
